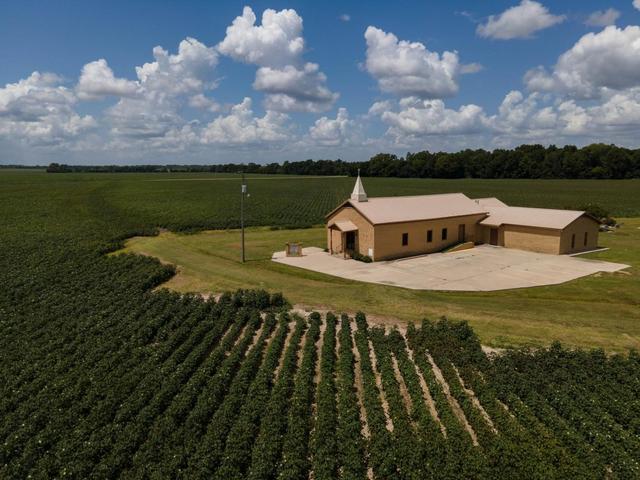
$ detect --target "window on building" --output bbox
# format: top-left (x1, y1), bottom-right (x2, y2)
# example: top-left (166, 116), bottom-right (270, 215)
top-left (402, 233), bottom-right (408, 246)
top-left (571, 234), bottom-right (576, 249)
top-left (442, 228), bottom-right (448, 241)
top-left (427, 230), bottom-right (433, 243)
top-left (584, 232), bottom-right (588, 246)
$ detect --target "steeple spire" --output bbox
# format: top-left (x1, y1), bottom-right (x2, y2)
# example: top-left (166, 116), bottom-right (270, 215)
top-left (350, 169), bottom-right (367, 202)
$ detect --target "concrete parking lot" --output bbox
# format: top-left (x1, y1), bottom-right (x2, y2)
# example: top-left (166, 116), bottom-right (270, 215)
top-left (272, 245), bottom-right (628, 291)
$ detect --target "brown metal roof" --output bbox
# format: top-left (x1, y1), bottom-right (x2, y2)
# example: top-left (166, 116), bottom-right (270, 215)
top-left (479, 206), bottom-right (589, 229)
top-left (342, 193), bottom-right (487, 225)
top-left (475, 197), bottom-right (594, 229)
top-left (327, 192), bottom-right (594, 231)
top-left (328, 220), bottom-right (359, 232)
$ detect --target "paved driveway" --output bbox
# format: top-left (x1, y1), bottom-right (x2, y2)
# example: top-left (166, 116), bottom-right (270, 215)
top-left (272, 245), bottom-right (629, 291)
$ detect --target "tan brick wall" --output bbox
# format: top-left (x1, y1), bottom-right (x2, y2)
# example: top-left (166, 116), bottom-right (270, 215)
top-left (502, 225), bottom-right (561, 254)
top-left (559, 216), bottom-right (599, 254)
top-left (478, 217), bottom-right (599, 255)
top-left (373, 214), bottom-right (486, 261)
top-left (327, 229), bottom-right (343, 253)
top-left (326, 206), bottom-right (375, 256)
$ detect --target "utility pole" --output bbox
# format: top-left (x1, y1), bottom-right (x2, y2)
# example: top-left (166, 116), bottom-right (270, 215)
top-left (240, 172), bottom-right (246, 263)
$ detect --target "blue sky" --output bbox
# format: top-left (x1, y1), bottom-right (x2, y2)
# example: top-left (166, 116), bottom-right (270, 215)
top-left (2, 1), bottom-right (640, 164)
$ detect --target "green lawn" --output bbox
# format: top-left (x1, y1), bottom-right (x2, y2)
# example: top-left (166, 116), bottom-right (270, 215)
top-left (116, 218), bottom-right (640, 351)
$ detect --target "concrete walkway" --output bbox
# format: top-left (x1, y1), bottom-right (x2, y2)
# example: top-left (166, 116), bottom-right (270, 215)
top-left (272, 245), bottom-right (629, 291)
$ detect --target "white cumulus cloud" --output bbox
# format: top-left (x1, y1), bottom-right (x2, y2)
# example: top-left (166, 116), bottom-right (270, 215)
top-left (254, 63), bottom-right (338, 112)
top-left (105, 37), bottom-right (218, 139)
top-left (364, 26), bottom-right (461, 99)
top-left (525, 26), bottom-right (640, 98)
top-left (489, 87), bottom-right (640, 142)
top-left (201, 97), bottom-right (291, 145)
top-left (76, 59), bottom-right (139, 100)
top-left (218, 7), bottom-right (337, 112)
top-left (460, 63), bottom-right (484, 74)
top-left (135, 37), bottom-right (218, 96)
top-left (491, 91), bottom-right (561, 135)
top-left (590, 88), bottom-right (640, 129)
top-left (585, 9), bottom-right (620, 27)
top-left (0, 72), bottom-right (95, 147)
top-left (368, 83), bottom-right (640, 147)
top-left (217, 6), bottom-right (304, 67)
top-left (308, 108), bottom-right (353, 146)
top-left (188, 93), bottom-right (220, 112)
top-left (477, 0), bottom-right (565, 40)
top-left (368, 100), bottom-right (393, 116)
top-left (376, 98), bottom-right (490, 139)
top-left (106, 97), bottom-right (183, 140)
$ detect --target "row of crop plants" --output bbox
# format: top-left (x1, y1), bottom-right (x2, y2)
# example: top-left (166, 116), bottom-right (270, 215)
top-left (310, 312), bottom-right (340, 479)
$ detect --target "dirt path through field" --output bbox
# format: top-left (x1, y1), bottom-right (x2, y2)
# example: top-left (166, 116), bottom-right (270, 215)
top-left (262, 316), bottom-right (280, 353)
top-left (452, 365), bottom-right (498, 434)
top-left (403, 339), bottom-right (447, 437)
top-left (368, 339), bottom-right (394, 432)
top-left (313, 316), bottom-right (326, 388)
top-left (391, 354), bottom-right (416, 430)
top-left (496, 399), bottom-right (515, 418)
top-left (351, 326), bottom-right (371, 440)
top-left (228, 322), bottom-right (250, 356)
top-left (295, 320), bottom-right (309, 370)
top-left (427, 353), bottom-right (479, 446)
top-left (246, 319), bottom-right (266, 355)
top-left (311, 316), bottom-right (327, 419)
top-left (275, 319), bottom-right (297, 378)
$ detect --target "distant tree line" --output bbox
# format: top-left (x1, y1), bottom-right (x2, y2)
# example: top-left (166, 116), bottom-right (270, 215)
top-left (38, 143), bottom-right (640, 179)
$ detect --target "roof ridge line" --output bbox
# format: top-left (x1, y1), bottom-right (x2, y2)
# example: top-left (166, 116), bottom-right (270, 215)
top-left (366, 192), bottom-right (466, 200)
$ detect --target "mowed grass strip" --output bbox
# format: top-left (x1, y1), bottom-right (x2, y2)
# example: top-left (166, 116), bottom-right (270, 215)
top-left (116, 219), bottom-right (640, 352)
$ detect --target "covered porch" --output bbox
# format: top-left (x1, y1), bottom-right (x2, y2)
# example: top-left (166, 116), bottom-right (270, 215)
top-left (327, 220), bottom-right (359, 259)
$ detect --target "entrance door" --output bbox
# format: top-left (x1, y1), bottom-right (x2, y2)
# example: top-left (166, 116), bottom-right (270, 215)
top-left (458, 224), bottom-right (466, 242)
top-left (489, 228), bottom-right (498, 246)
top-left (345, 231), bottom-right (356, 251)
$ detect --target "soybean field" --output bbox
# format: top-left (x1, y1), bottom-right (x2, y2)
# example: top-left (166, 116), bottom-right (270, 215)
top-left (2, 293), bottom-right (639, 478)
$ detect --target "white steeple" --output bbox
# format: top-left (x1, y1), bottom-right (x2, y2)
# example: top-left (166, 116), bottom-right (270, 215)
top-left (350, 169), bottom-right (367, 202)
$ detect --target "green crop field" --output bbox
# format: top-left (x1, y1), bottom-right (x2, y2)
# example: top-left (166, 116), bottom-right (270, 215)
top-left (1, 168), bottom-right (639, 478)
top-left (3, 170), bottom-right (640, 235)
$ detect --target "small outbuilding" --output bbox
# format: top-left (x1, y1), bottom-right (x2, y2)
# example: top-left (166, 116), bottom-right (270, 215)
top-left (326, 175), bottom-right (600, 261)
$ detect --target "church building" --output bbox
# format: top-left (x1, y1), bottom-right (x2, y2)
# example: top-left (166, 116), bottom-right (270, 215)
top-left (326, 174), bottom-right (600, 261)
